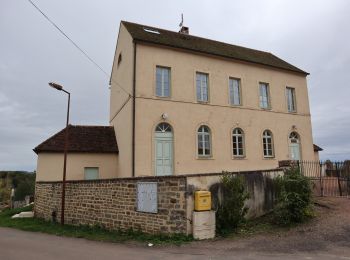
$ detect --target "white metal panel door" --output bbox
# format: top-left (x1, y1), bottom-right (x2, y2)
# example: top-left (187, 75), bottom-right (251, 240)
top-left (290, 143), bottom-right (301, 161)
top-left (155, 132), bottom-right (173, 176)
top-left (137, 182), bottom-right (157, 213)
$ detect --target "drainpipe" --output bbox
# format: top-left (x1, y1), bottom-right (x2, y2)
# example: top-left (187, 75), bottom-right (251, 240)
top-left (132, 42), bottom-right (137, 177)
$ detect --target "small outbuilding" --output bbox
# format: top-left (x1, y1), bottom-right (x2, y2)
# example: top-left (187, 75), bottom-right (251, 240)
top-left (34, 125), bottom-right (119, 181)
top-left (313, 144), bottom-right (323, 161)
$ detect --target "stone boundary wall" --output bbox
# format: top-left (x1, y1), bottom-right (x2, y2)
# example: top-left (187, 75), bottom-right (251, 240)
top-left (35, 169), bottom-right (283, 235)
top-left (35, 176), bottom-right (187, 234)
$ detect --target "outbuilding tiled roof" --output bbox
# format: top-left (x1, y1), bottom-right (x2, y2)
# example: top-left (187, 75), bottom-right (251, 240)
top-left (122, 21), bottom-right (308, 75)
top-left (313, 144), bottom-right (323, 152)
top-left (33, 125), bottom-right (118, 154)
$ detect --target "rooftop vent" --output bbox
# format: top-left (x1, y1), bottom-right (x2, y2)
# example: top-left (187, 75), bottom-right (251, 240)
top-left (178, 14), bottom-right (189, 34)
top-left (179, 26), bottom-right (189, 34)
top-left (143, 28), bottom-right (160, 34)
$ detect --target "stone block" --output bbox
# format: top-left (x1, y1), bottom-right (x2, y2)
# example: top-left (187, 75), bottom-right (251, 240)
top-left (192, 211), bottom-right (215, 240)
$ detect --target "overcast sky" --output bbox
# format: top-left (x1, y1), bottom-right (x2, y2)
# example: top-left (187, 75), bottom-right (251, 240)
top-left (1, 0), bottom-right (349, 171)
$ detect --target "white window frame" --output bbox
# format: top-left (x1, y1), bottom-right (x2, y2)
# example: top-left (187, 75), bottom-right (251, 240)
top-left (262, 130), bottom-right (274, 158)
top-left (196, 72), bottom-right (209, 102)
top-left (197, 125), bottom-right (211, 157)
top-left (286, 87), bottom-right (296, 112)
top-left (155, 66), bottom-right (171, 97)
top-left (84, 167), bottom-right (99, 180)
top-left (259, 83), bottom-right (270, 109)
top-left (232, 128), bottom-right (245, 157)
top-left (229, 78), bottom-right (241, 106)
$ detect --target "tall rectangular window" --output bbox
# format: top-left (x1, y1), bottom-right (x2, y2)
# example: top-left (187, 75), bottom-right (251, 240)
top-left (259, 83), bottom-right (270, 109)
top-left (197, 125), bottom-right (211, 157)
top-left (229, 78), bottom-right (241, 105)
top-left (196, 72), bottom-right (209, 102)
top-left (263, 130), bottom-right (274, 158)
top-left (84, 167), bottom-right (99, 180)
top-left (156, 66), bottom-right (170, 97)
top-left (286, 87), bottom-right (296, 112)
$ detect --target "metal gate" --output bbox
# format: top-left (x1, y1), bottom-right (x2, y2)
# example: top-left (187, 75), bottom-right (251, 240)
top-left (298, 161), bottom-right (350, 197)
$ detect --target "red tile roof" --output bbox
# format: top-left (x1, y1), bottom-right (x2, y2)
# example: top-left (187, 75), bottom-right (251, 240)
top-left (33, 125), bottom-right (118, 154)
top-left (313, 144), bottom-right (323, 152)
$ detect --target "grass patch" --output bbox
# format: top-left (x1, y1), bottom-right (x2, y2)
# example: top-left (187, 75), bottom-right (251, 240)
top-left (0, 206), bottom-right (192, 245)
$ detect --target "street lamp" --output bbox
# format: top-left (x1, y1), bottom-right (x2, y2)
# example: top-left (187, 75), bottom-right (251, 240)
top-left (49, 82), bottom-right (70, 225)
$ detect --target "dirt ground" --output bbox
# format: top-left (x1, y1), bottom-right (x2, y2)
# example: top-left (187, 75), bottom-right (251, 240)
top-left (180, 197), bottom-right (350, 255)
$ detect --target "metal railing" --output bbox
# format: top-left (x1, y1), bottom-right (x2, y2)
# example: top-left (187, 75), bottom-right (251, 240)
top-left (283, 160), bottom-right (350, 197)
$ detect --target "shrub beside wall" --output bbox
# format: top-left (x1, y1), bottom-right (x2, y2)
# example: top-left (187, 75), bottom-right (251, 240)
top-left (215, 174), bottom-right (250, 235)
top-left (273, 167), bottom-right (313, 225)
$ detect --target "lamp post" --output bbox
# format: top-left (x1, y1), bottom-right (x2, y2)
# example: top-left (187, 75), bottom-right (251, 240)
top-left (49, 82), bottom-right (70, 225)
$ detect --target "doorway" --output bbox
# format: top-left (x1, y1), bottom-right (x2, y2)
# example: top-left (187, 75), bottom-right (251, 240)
top-left (154, 123), bottom-right (173, 176)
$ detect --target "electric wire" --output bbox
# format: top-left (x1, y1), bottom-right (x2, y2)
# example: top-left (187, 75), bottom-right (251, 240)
top-left (27, 0), bottom-right (132, 99)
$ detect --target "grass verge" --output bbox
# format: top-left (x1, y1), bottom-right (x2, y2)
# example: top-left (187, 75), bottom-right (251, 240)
top-left (0, 206), bottom-right (193, 245)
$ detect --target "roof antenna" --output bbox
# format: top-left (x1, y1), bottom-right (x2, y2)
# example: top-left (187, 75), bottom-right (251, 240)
top-left (179, 13), bottom-right (184, 28)
top-left (178, 13), bottom-right (189, 34)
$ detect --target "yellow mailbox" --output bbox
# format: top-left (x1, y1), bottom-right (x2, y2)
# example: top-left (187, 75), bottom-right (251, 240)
top-left (194, 191), bottom-right (211, 211)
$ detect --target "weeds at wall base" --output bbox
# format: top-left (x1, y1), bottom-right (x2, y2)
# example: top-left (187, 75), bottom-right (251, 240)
top-left (0, 205), bottom-right (193, 245)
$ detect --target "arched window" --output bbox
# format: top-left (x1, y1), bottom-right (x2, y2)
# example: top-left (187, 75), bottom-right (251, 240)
top-left (289, 132), bottom-right (299, 143)
top-left (232, 128), bottom-right (245, 157)
top-left (197, 125), bottom-right (211, 157)
top-left (289, 132), bottom-right (301, 160)
top-left (155, 122), bottom-right (172, 133)
top-left (263, 130), bottom-right (274, 158)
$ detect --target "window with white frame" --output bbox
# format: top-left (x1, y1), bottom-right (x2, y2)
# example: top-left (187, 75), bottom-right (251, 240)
top-left (196, 72), bottom-right (209, 102)
top-left (259, 83), bottom-right (270, 109)
top-left (84, 167), bottom-right (99, 180)
top-left (229, 78), bottom-right (241, 105)
top-left (262, 130), bottom-right (274, 158)
top-left (197, 125), bottom-right (211, 157)
top-left (156, 66), bottom-right (170, 97)
top-left (286, 87), bottom-right (296, 112)
top-left (232, 128), bottom-right (245, 157)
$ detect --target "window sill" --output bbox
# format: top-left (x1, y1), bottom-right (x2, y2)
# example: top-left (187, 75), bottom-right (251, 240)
top-left (232, 156), bottom-right (246, 160)
top-left (197, 156), bottom-right (214, 160)
top-left (230, 104), bottom-right (242, 107)
top-left (260, 107), bottom-right (272, 111)
top-left (288, 110), bottom-right (297, 114)
top-left (155, 95), bottom-right (171, 100)
top-left (197, 101), bottom-right (210, 104)
top-left (263, 157), bottom-right (276, 160)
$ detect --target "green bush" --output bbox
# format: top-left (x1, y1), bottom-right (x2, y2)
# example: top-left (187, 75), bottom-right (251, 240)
top-left (14, 179), bottom-right (35, 201)
top-left (273, 167), bottom-right (313, 226)
top-left (216, 173), bottom-right (250, 235)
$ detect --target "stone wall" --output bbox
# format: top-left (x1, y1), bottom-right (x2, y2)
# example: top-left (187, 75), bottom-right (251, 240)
top-left (35, 170), bottom-right (282, 235)
top-left (185, 170), bottom-right (282, 233)
top-left (35, 176), bottom-right (187, 234)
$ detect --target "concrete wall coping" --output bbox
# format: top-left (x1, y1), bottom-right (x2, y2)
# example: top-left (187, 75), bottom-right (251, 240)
top-left (36, 168), bottom-right (281, 184)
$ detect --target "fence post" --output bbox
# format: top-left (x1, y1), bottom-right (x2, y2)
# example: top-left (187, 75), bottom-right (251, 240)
top-left (319, 161), bottom-right (324, 197)
top-left (347, 165), bottom-right (350, 197)
top-left (335, 162), bottom-right (343, 197)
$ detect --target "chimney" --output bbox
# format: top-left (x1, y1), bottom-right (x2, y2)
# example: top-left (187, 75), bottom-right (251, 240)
top-left (179, 26), bottom-right (189, 34)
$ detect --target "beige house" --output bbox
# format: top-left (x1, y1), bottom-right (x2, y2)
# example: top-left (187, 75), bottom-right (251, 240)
top-left (35, 21), bottom-right (321, 181)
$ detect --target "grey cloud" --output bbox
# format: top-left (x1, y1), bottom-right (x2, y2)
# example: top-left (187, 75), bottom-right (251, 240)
top-left (1, 0), bottom-right (349, 170)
